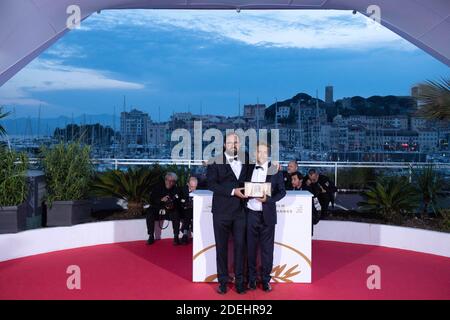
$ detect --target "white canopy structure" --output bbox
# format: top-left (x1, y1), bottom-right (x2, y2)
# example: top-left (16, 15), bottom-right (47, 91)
top-left (0, 0), bottom-right (449, 87)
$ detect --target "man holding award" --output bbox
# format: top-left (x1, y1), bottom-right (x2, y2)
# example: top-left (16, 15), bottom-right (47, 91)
top-left (245, 142), bottom-right (286, 292)
top-left (206, 133), bottom-right (249, 295)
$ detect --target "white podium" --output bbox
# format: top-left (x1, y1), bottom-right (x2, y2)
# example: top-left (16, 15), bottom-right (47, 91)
top-left (192, 190), bottom-right (312, 283)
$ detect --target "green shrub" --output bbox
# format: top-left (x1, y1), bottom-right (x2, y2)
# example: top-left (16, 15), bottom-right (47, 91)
top-left (438, 209), bottom-right (450, 232)
top-left (90, 166), bottom-right (162, 217)
top-left (0, 148), bottom-right (28, 206)
top-left (358, 176), bottom-right (418, 224)
top-left (0, 107), bottom-right (10, 137)
top-left (413, 165), bottom-right (444, 217)
top-left (41, 142), bottom-right (93, 206)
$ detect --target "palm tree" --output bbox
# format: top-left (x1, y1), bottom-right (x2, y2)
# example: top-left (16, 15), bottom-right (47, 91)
top-left (90, 166), bottom-right (163, 218)
top-left (358, 176), bottom-right (418, 224)
top-left (415, 78), bottom-right (450, 121)
top-left (0, 106), bottom-right (11, 137)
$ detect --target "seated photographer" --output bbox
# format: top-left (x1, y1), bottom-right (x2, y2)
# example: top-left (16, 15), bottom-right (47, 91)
top-left (146, 172), bottom-right (182, 246)
top-left (179, 176), bottom-right (198, 245)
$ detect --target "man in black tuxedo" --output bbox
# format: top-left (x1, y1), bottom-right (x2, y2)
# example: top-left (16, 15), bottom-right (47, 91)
top-left (206, 132), bottom-right (249, 295)
top-left (246, 142), bottom-right (286, 292)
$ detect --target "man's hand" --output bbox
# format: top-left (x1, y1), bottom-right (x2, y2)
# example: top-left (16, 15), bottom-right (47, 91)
top-left (233, 188), bottom-right (247, 199)
top-left (273, 161), bottom-right (282, 172)
top-left (256, 194), bottom-right (267, 203)
top-left (161, 195), bottom-right (170, 202)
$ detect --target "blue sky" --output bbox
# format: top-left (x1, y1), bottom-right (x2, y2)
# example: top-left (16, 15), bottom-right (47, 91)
top-left (0, 9), bottom-right (448, 120)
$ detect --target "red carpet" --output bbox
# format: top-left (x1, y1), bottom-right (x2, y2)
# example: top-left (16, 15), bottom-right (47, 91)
top-left (0, 240), bottom-right (449, 300)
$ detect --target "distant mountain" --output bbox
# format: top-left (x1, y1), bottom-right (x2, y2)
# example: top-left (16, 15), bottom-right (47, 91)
top-left (265, 92), bottom-right (326, 123)
top-left (264, 92), bottom-right (418, 123)
top-left (1, 114), bottom-right (120, 137)
top-left (331, 95), bottom-right (417, 118)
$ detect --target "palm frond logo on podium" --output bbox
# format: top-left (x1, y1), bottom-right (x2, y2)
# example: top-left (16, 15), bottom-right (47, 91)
top-left (193, 241), bottom-right (311, 282)
top-left (271, 264), bottom-right (301, 283)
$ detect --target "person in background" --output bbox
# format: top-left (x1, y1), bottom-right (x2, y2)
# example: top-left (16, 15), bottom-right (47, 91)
top-left (300, 176), bottom-right (322, 234)
top-left (195, 161), bottom-right (209, 189)
top-left (293, 173), bottom-right (322, 234)
top-left (282, 160), bottom-right (299, 190)
top-left (179, 176), bottom-right (198, 245)
top-left (290, 172), bottom-right (304, 190)
top-left (307, 169), bottom-right (337, 217)
top-left (301, 176), bottom-right (314, 194)
top-left (146, 172), bottom-right (182, 246)
top-left (246, 142), bottom-right (286, 292)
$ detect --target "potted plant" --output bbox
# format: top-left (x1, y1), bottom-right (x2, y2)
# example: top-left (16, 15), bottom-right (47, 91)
top-left (41, 142), bottom-right (94, 226)
top-left (90, 166), bottom-right (162, 218)
top-left (0, 148), bottom-right (29, 233)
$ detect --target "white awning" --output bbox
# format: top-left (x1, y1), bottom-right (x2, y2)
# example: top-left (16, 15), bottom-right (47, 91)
top-left (0, 0), bottom-right (449, 86)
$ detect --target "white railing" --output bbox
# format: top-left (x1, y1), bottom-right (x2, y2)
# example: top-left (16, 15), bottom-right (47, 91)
top-left (27, 158), bottom-right (450, 188)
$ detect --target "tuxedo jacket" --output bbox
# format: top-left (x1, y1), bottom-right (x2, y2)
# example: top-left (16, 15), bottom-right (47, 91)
top-left (206, 153), bottom-right (250, 218)
top-left (246, 163), bottom-right (286, 225)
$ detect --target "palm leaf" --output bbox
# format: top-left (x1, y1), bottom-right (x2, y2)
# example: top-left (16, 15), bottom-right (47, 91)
top-left (90, 166), bottom-right (162, 208)
top-left (0, 106), bottom-right (11, 137)
top-left (415, 78), bottom-right (450, 121)
top-left (358, 176), bottom-right (418, 222)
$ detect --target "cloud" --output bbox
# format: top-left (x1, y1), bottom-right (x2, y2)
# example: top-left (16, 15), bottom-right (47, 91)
top-left (45, 44), bottom-right (87, 59)
top-left (0, 83), bottom-right (48, 107)
top-left (0, 58), bottom-right (144, 106)
top-left (84, 9), bottom-right (415, 51)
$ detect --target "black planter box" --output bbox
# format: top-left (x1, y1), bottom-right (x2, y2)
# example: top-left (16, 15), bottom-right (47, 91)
top-left (0, 203), bottom-right (27, 234)
top-left (91, 197), bottom-right (123, 212)
top-left (46, 200), bottom-right (92, 227)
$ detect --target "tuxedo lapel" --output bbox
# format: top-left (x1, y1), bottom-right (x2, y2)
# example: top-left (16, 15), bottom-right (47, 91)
top-left (237, 162), bottom-right (248, 182)
top-left (244, 164), bottom-right (255, 183)
top-left (223, 152), bottom-right (242, 182)
top-left (224, 161), bottom-right (236, 181)
top-left (265, 161), bottom-right (274, 182)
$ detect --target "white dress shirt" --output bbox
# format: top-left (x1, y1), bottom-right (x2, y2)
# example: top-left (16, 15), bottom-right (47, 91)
top-left (247, 161), bottom-right (269, 212)
top-left (225, 153), bottom-right (242, 180)
top-left (225, 153), bottom-right (242, 196)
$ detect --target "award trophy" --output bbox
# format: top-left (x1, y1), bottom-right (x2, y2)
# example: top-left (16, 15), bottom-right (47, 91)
top-left (244, 182), bottom-right (272, 198)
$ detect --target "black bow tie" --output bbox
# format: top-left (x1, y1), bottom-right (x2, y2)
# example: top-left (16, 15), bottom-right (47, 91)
top-left (255, 165), bottom-right (264, 170)
top-left (229, 156), bottom-right (238, 162)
